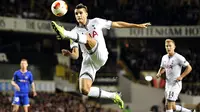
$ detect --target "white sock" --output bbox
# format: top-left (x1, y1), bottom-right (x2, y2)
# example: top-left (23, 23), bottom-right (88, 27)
top-left (88, 87), bottom-right (116, 99)
top-left (176, 105), bottom-right (192, 112)
top-left (64, 30), bottom-right (87, 44)
top-left (166, 109), bottom-right (173, 112)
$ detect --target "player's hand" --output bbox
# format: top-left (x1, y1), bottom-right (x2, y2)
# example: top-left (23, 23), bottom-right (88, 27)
top-left (176, 76), bottom-right (183, 81)
top-left (156, 73), bottom-right (161, 78)
top-left (61, 49), bottom-right (72, 57)
top-left (33, 91), bottom-right (37, 97)
top-left (138, 22), bottom-right (151, 28)
top-left (14, 85), bottom-right (20, 91)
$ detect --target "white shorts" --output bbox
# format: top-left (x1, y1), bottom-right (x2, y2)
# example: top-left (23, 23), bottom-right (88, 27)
top-left (79, 44), bottom-right (108, 82)
top-left (165, 81), bottom-right (182, 101)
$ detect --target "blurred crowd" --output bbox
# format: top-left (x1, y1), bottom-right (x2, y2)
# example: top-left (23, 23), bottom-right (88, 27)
top-left (0, 92), bottom-right (119, 112)
top-left (120, 38), bottom-right (200, 96)
top-left (0, 0), bottom-right (200, 25)
top-left (0, 0), bottom-right (199, 101)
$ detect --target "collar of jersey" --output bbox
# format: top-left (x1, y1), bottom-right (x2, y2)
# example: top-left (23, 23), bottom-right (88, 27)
top-left (168, 52), bottom-right (176, 58)
top-left (77, 19), bottom-right (89, 28)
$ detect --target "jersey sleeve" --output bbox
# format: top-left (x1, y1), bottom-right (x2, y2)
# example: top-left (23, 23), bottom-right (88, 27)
top-left (178, 54), bottom-right (189, 67)
top-left (13, 71), bottom-right (17, 82)
top-left (70, 29), bottom-right (79, 49)
top-left (70, 39), bottom-right (78, 49)
top-left (95, 18), bottom-right (112, 29)
top-left (29, 72), bottom-right (34, 84)
top-left (160, 56), bottom-right (165, 68)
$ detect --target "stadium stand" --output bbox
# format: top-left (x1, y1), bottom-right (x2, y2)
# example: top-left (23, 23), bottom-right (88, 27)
top-left (0, 92), bottom-right (118, 112)
top-left (0, 0), bottom-right (199, 111)
top-left (0, 0), bottom-right (199, 25)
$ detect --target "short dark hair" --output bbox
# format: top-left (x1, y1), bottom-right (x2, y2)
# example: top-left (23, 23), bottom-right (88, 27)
top-left (75, 3), bottom-right (88, 12)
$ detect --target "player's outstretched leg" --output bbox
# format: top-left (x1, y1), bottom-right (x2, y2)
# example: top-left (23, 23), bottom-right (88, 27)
top-left (113, 92), bottom-right (124, 109)
top-left (88, 87), bottom-right (124, 109)
top-left (175, 105), bottom-right (196, 112)
top-left (192, 109), bottom-right (196, 112)
top-left (80, 78), bottom-right (124, 109)
top-left (51, 21), bottom-right (87, 44)
top-left (81, 86), bottom-right (124, 109)
top-left (51, 21), bottom-right (65, 38)
top-left (80, 75), bottom-right (124, 109)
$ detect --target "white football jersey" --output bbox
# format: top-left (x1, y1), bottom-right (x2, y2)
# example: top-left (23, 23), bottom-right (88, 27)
top-left (160, 53), bottom-right (189, 84)
top-left (70, 18), bottom-right (112, 59)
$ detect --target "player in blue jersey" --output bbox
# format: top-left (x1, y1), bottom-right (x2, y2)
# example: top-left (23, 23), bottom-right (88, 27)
top-left (11, 59), bottom-right (37, 112)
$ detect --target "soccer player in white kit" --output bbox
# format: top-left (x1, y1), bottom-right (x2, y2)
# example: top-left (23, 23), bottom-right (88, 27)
top-left (51, 3), bottom-right (151, 109)
top-left (156, 39), bottom-right (195, 112)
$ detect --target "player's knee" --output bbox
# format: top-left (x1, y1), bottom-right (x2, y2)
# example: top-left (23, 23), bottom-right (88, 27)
top-left (166, 101), bottom-right (174, 110)
top-left (172, 103), bottom-right (176, 110)
top-left (99, 58), bottom-right (107, 66)
top-left (80, 87), bottom-right (90, 95)
top-left (12, 108), bottom-right (18, 112)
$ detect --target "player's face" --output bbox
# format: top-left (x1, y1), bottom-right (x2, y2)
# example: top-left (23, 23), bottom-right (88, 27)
top-left (165, 42), bottom-right (175, 55)
top-left (74, 8), bottom-right (88, 25)
top-left (20, 60), bottom-right (28, 69)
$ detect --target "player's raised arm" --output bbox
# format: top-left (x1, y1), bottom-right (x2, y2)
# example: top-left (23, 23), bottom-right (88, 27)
top-left (111, 21), bottom-right (151, 28)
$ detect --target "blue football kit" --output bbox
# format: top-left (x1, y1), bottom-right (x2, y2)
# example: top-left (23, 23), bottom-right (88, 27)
top-left (12, 70), bottom-right (33, 106)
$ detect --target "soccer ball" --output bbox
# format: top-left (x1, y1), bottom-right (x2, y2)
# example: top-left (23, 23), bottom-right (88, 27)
top-left (51, 0), bottom-right (68, 17)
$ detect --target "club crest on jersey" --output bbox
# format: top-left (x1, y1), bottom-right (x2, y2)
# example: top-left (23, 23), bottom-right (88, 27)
top-left (89, 31), bottom-right (98, 38)
top-left (25, 76), bottom-right (28, 79)
top-left (164, 61), bottom-right (173, 69)
top-left (166, 64), bottom-right (173, 69)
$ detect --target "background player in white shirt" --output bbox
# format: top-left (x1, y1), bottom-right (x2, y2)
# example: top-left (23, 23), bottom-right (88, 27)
top-left (52, 3), bottom-right (151, 109)
top-left (156, 39), bottom-right (195, 112)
